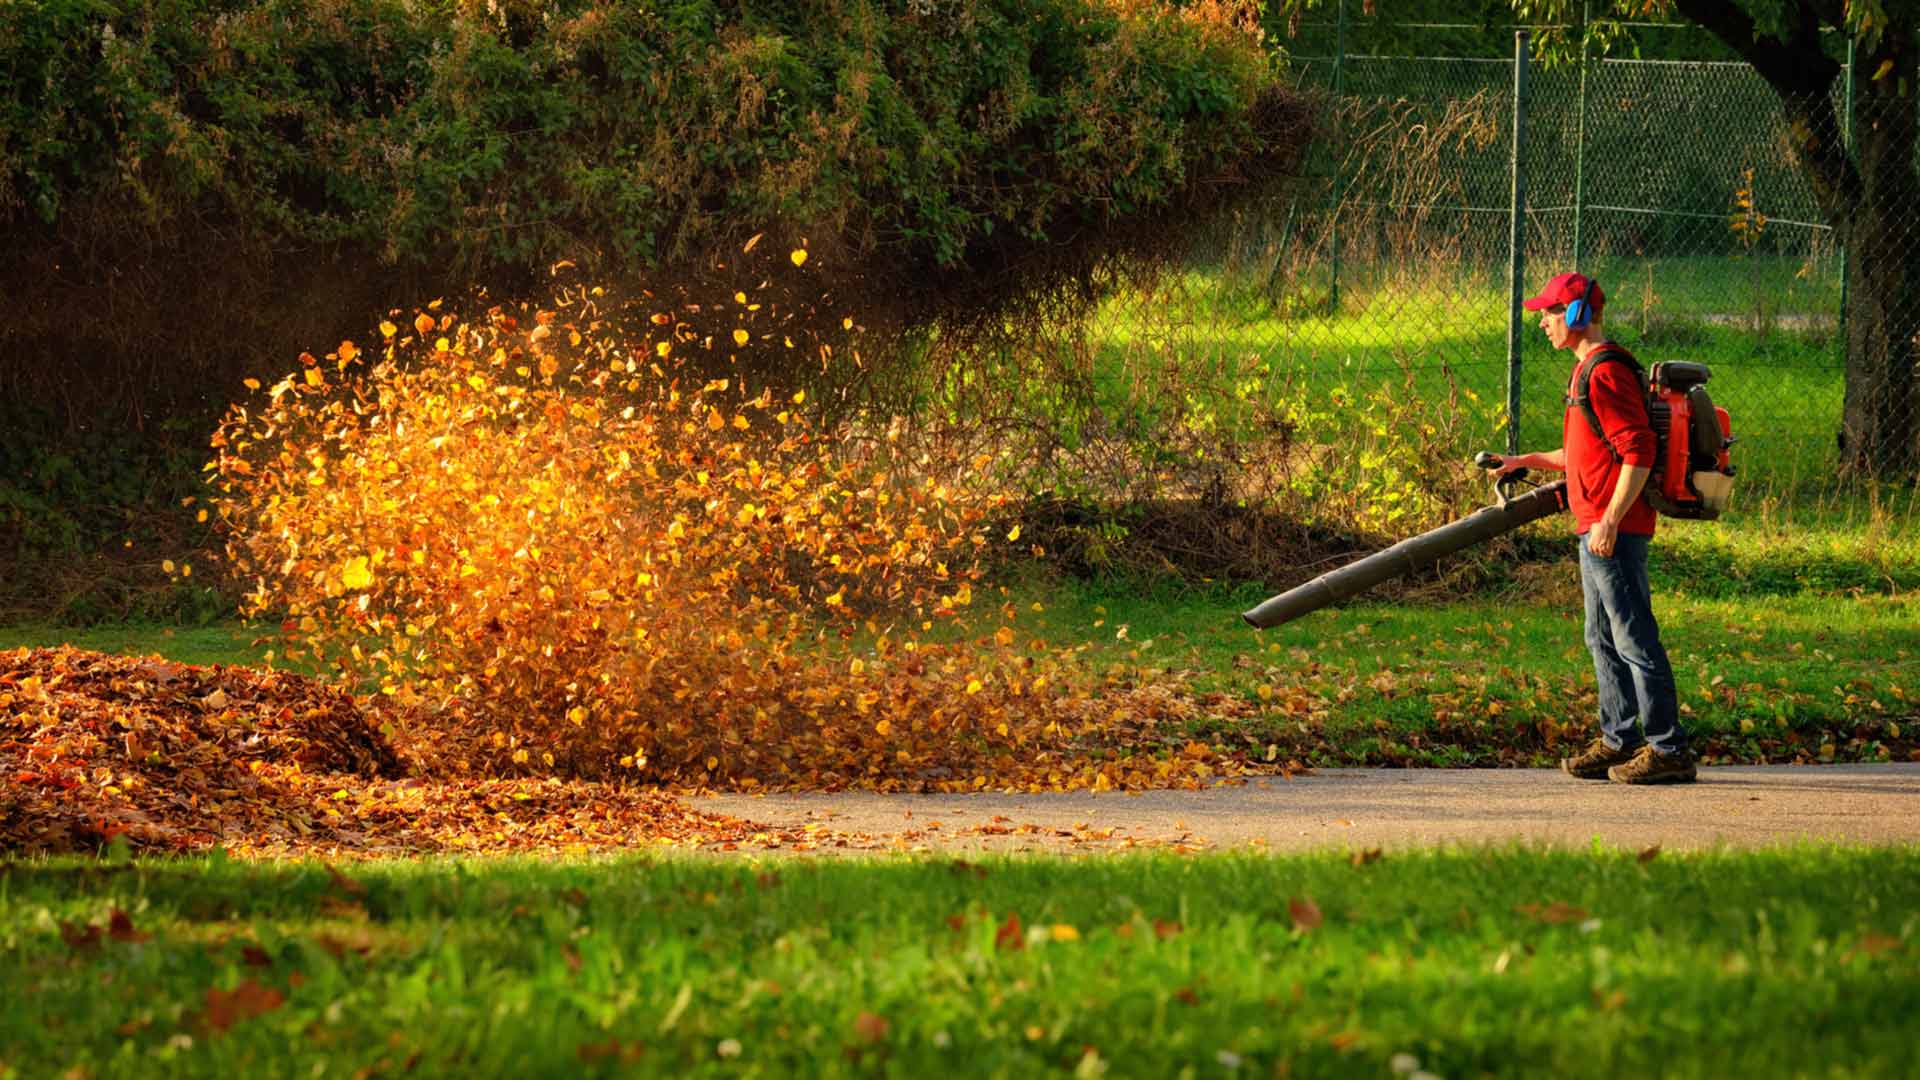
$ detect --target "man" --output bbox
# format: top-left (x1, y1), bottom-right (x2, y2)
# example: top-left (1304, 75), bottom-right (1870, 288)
top-left (1490, 271), bottom-right (1695, 784)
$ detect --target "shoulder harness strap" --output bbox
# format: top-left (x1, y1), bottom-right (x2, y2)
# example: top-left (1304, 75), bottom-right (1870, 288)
top-left (1565, 345), bottom-right (1647, 463)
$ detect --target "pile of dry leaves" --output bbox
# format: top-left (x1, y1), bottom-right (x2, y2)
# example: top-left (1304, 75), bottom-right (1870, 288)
top-left (2, 646), bottom-right (1271, 858)
top-left (0, 646), bottom-right (820, 857)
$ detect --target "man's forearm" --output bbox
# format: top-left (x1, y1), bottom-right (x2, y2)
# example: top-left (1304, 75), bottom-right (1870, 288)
top-left (1604, 464), bottom-right (1651, 524)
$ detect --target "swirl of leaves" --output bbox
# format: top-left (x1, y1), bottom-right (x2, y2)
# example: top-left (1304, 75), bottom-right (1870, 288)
top-left (206, 283), bottom-right (1239, 792)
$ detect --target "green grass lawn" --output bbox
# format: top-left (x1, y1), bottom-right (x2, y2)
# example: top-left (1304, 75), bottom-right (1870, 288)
top-left (3, 848), bottom-right (1916, 1078)
top-left (1083, 255), bottom-right (1868, 501)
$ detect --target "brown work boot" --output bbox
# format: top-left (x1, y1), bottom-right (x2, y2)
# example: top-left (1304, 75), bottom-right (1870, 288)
top-left (1607, 745), bottom-right (1698, 785)
top-left (1560, 737), bottom-right (1641, 780)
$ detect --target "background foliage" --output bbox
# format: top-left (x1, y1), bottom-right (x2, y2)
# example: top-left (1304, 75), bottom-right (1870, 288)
top-left (0, 0), bottom-right (1310, 618)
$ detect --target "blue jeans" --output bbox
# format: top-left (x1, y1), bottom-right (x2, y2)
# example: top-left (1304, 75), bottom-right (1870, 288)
top-left (1578, 533), bottom-right (1688, 755)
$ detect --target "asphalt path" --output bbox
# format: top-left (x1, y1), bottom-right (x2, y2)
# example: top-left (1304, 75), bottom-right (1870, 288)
top-left (694, 764), bottom-right (1920, 854)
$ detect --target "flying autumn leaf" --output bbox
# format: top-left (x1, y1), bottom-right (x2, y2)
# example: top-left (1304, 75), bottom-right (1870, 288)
top-left (340, 557), bottom-right (373, 591)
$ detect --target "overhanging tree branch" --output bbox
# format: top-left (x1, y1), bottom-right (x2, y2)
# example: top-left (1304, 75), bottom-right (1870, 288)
top-left (1669, 0), bottom-right (1860, 230)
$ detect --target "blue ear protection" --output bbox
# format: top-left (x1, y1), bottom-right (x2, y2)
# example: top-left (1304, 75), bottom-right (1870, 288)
top-left (1566, 278), bottom-right (1598, 331)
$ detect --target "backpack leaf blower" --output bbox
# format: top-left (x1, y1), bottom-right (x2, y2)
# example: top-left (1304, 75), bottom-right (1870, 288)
top-left (1241, 361), bottom-right (1735, 630)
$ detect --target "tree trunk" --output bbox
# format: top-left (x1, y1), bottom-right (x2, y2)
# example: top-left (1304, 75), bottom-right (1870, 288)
top-left (1836, 37), bottom-right (1920, 479)
top-left (1672, 0), bottom-right (1918, 479)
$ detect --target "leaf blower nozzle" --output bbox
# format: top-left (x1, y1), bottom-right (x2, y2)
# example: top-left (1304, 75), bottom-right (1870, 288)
top-left (1238, 456), bottom-right (1569, 630)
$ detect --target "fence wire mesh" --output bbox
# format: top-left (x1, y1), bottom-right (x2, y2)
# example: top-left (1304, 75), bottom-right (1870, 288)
top-left (1083, 29), bottom-right (1918, 519)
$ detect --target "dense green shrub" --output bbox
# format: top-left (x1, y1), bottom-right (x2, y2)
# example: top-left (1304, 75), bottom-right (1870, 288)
top-left (2, 0), bottom-right (1295, 277)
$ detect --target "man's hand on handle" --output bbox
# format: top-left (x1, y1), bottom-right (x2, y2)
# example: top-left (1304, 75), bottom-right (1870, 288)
top-left (1486, 448), bottom-right (1566, 479)
top-left (1487, 453), bottom-right (1531, 479)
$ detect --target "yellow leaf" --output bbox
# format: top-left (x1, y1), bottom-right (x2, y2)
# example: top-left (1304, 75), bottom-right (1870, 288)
top-left (380, 320), bottom-right (398, 338)
top-left (1006, 525), bottom-right (1021, 541)
top-left (196, 509), bottom-right (208, 523)
top-left (966, 678), bottom-right (983, 695)
top-left (1049, 924), bottom-right (1080, 942)
top-left (733, 328), bottom-right (750, 346)
top-left (874, 718), bottom-right (892, 736)
top-left (734, 291), bottom-right (748, 303)
top-left (568, 706), bottom-right (588, 726)
top-left (161, 559), bottom-right (176, 574)
top-left (790, 248), bottom-right (808, 267)
top-left (305, 367), bottom-right (325, 387)
top-left (743, 232), bottom-right (762, 253)
top-left (341, 556), bottom-right (373, 590)
top-left (1873, 58), bottom-right (1895, 81)
top-left (826, 590), bottom-right (845, 607)
top-left (657, 341), bottom-right (671, 358)
top-left (791, 390), bottom-right (806, 405)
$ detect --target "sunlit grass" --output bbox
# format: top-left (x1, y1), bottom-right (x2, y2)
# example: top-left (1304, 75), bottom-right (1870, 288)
top-left (3, 848), bottom-right (1916, 1078)
top-left (1084, 255), bottom-right (1875, 504)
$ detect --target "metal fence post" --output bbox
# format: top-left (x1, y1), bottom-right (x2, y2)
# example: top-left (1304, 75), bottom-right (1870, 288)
top-left (1328, 0), bottom-right (1348, 314)
top-left (1572, 0), bottom-right (1591, 268)
top-left (1837, 35), bottom-right (1853, 368)
top-left (1507, 30), bottom-right (1531, 456)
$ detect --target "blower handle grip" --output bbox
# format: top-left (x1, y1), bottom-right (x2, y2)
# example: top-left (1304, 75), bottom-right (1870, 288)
top-left (1473, 451), bottom-right (1527, 501)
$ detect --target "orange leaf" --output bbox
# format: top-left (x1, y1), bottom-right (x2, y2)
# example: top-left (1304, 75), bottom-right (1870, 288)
top-left (201, 979), bottom-right (285, 1032)
top-left (1514, 901), bottom-right (1588, 924)
top-left (107, 909), bottom-right (150, 943)
top-left (853, 1012), bottom-right (889, 1043)
top-left (995, 913), bottom-right (1025, 951)
top-left (1289, 895), bottom-right (1322, 931)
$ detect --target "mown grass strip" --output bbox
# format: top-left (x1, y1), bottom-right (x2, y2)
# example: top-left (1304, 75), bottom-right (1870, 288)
top-left (3, 848), bottom-right (1916, 1078)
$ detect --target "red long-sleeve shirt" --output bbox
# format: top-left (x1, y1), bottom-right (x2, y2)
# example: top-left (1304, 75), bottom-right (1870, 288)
top-left (1564, 347), bottom-right (1658, 536)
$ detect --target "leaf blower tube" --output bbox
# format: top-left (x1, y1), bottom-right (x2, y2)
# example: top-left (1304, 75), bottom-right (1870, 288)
top-left (1240, 454), bottom-right (1570, 630)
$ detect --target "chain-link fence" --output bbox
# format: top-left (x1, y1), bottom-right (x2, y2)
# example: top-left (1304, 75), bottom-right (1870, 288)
top-left (1083, 22), bottom-right (1918, 517)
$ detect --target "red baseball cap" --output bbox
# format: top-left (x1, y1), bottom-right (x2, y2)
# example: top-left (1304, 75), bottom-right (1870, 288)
top-left (1522, 272), bottom-right (1603, 314)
